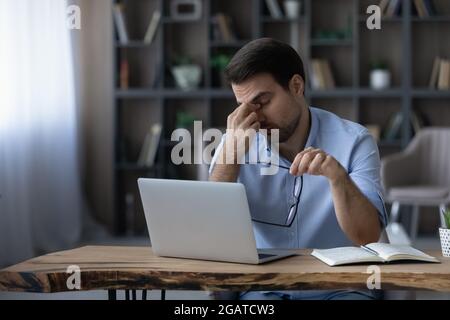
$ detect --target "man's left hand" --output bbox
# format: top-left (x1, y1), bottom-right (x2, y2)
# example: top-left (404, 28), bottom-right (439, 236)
top-left (289, 147), bottom-right (346, 183)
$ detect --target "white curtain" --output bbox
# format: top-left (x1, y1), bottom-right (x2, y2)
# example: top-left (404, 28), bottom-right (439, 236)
top-left (0, 0), bottom-right (82, 267)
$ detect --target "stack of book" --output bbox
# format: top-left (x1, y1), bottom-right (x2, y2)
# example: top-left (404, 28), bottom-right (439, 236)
top-left (429, 57), bottom-right (450, 90)
top-left (309, 59), bottom-right (336, 90)
top-left (113, 4), bottom-right (161, 45)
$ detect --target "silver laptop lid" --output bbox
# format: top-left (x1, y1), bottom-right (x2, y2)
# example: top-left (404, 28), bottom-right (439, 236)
top-left (137, 178), bottom-right (259, 264)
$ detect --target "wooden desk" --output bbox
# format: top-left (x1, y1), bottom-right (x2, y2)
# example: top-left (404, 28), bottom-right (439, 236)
top-left (1, 245), bottom-right (449, 299)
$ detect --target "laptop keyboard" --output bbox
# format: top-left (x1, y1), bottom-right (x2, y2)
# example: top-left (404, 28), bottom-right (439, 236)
top-left (258, 253), bottom-right (276, 259)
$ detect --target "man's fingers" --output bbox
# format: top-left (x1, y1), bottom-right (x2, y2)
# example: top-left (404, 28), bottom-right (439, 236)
top-left (240, 112), bottom-right (259, 129)
top-left (234, 103), bottom-right (260, 122)
top-left (307, 153), bottom-right (325, 175)
top-left (290, 147), bottom-right (314, 175)
top-left (296, 151), bottom-right (317, 175)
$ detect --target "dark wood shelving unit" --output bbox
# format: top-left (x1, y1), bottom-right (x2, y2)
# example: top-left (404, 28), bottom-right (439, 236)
top-left (112, 0), bottom-right (450, 234)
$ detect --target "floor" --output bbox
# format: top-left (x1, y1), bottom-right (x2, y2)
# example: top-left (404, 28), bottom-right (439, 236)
top-left (1, 223), bottom-right (449, 300)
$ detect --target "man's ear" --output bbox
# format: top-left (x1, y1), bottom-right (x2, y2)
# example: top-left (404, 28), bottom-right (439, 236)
top-left (289, 74), bottom-right (304, 96)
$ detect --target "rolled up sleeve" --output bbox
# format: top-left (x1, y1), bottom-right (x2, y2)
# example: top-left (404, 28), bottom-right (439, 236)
top-left (348, 130), bottom-right (388, 228)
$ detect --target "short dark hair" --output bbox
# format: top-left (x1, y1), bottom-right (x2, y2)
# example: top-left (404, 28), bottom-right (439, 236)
top-left (224, 38), bottom-right (305, 91)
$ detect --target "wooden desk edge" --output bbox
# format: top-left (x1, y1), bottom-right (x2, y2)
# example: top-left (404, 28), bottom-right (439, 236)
top-left (1, 245), bottom-right (449, 293)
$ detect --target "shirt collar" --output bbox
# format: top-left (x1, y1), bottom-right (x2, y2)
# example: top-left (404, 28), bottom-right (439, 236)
top-left (304, 106), bottom-right (318, 149)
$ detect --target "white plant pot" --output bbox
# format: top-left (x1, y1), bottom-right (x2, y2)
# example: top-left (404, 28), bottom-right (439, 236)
top-left (370, 69), bottom-right (391, 90)
top-left (172, 64), bottom-right (202, 91)
top-left (439, 228), bottom-right (450, 257)
top-left (284, 0), bottom-right (301, 19)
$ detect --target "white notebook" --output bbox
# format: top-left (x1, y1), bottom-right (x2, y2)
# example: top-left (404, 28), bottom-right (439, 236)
top-left (311, 243), bottom-right (440, 266)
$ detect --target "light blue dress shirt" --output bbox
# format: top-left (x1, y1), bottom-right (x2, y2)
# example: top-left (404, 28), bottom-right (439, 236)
top-left (209, 106), bottom-right (387, 299)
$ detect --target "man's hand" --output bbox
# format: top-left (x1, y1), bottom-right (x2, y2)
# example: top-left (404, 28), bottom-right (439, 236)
top-left (289, 147), bottom-right (346, 183)
top-left (223, 102), bottom-right (261, 163)
top-left (209, 102), bottom-right (261, 182)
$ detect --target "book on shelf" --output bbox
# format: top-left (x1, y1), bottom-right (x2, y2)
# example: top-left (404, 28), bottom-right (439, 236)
top-left (429, 56), bottom-right (441, 88)
top-left (265, 0), bottom-right (283, 19)
top-left (113, 4), bottom-right (129, 44)
top-left (211, 13), bottom-right (237, 43)
top-left (383, 110), bottom-right (425, 140)
top-left (437, 58), bottom-right (450, 90)
top-left (120, 58), bottom-right (129, 89)
top-left (310, 59), bottom-right (335, 90)
top-left (413, 0), bottom-right (436, 18)
top-left (311, 243), bottom-right (439, 266)
top-left (378, 0), bottom-right (390, 16)
top-left (384, 0), bottom-right (401, 18)
top-left (429, 56), bottom-right (450, 90)
top-left (143, 10), bottom-right (161, 45)
top-left (137, 123), bottom-right (162, 167)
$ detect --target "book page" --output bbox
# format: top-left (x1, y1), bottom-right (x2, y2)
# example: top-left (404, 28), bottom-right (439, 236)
top-left (366, 243), bottom-right (439, 262)
top-left (311, 247), bottom-right (383, 266)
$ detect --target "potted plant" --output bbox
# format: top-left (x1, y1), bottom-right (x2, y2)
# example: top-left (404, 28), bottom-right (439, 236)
top-left (440, 209), bottom-right (450, 257)
top-left (370, 61), bottom-right (391, 90)
top-left (210, 53), bottom-right (231, 88)
top-left (171, 55), bottom-right (202, 91)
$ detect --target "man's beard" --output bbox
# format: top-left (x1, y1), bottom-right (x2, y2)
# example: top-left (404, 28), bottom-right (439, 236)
top-left (264, 113), bottom-right (301, 143)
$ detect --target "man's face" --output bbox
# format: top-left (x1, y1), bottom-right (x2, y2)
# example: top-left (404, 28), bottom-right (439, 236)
top-left (231, 73), bottom-right (303, 142)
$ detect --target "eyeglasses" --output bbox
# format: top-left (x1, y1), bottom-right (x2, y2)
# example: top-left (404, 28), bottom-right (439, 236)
top-left (251, 161), bottom-right (303, 228)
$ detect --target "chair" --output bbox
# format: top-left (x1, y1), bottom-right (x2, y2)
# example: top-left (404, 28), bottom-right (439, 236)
top-left (381, 128), bottom-right (450, 244)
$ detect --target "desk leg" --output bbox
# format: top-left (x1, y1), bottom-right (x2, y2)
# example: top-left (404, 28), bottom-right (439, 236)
top-left (161, 289), bottom-right (166, 300)
top-left (142, 290), bottom-right (147, 300)
top-left (108, 289), bottom-right (117, 300)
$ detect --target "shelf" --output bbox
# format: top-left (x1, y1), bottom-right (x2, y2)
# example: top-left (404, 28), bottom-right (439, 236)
top-left (260, 16), bottom-right (305, 23)
top-left (162, 17), bottom-right (204, 24)
top-left (310, 39), bottom-right (353, 46)
top-left (358, 88), bottom-right (403, 97)
top-left (378, 140), bottom-right (402, 148)
top-left (115, 88), bottom-right (235, 99)
top-left (358, 16), bottom-right (403, 23)
top-left (412, 89), bottom-right (450, 98)
top-left (308, 88), bottom-right (356, 98)
top-left (411, 16), bottom-right (450, 22)
top-left (115, 41), bottom-right (151, 48)
top-left (209, 40), bottom-right (250, 47)
top-left (115, 163), bottom-right (162, 171)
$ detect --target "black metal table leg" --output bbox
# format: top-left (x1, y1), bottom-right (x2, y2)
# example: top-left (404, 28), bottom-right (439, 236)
top-left (142, 290), bottom-right (147, 300)
top-left (161, 289), bottom-right (166, 300)
top-left (132, 289), bottom-right (136, 300)
top-left (125, 289), bottom-right (130, 300)
top-left (108, 289), bottom-right (117, 300)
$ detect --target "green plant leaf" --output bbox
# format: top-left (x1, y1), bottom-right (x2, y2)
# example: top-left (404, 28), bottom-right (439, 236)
top-left (443, 209), bottom-right (450, 229)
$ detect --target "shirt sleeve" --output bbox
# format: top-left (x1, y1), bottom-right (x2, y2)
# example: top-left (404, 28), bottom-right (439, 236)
top-left (348, 129), bottom-right (388, 228)
top-left (208, 135), bottom-right (226, 176)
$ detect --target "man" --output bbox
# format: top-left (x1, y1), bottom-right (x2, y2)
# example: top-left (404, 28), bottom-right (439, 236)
top-left (208, 38), bottom-right (387, 300)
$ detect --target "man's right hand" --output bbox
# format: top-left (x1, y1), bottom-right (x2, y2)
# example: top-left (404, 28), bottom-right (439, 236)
top-left (209, 103), bottom-right (262, 182)
top-left (223, 103), bottom-right (262, 164)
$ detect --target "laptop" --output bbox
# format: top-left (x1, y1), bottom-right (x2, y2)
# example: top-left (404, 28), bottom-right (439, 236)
top-left (137, 178), bottom-right (296, 264)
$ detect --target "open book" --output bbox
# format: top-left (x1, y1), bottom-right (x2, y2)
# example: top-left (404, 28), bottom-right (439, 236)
top-left (311, 243), bottom-right (439, 266)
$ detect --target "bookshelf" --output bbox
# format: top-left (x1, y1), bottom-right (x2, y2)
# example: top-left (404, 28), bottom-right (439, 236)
top-left (112, 0), bottom-right (450, 235)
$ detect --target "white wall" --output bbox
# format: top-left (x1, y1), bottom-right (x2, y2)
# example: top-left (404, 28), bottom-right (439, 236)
top-left (72, 0), bottom-right (115, 231)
